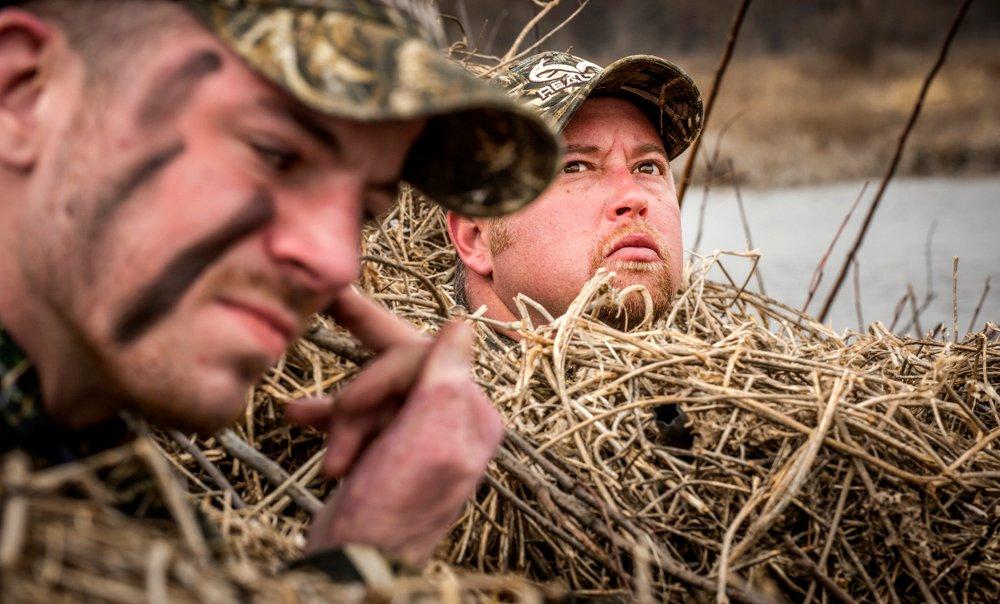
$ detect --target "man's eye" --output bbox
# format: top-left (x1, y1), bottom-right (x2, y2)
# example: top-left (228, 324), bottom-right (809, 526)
top-left (364, 187), bottom-right (398, 220)
top-left (634, 161), bottom-right (664, 176)
top-left (251, 142), bottom-right (300, 172)
top-left (563, 160), bottom-right (590, 174)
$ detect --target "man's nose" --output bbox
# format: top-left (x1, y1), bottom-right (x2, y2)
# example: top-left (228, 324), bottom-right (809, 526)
top-left (267, 188), bottom-right (362, 295)
top-left (604, 172), bottom-right (650, 221)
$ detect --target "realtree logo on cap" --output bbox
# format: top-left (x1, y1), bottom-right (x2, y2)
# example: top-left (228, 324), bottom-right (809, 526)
top-left (528, 57), bottom-right (602, 101)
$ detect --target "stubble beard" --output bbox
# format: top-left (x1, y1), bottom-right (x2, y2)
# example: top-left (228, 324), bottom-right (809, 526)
top-left (487, 219), bottom-right (675, 330)
top-left (590, 223), bottom-right (675, 331)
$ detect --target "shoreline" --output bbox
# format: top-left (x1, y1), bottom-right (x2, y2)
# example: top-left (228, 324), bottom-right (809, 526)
top-left (674, 43), bottom-right (1000, 188)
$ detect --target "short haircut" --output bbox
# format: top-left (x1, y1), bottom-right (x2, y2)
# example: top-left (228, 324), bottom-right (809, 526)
top-left (18, 0), bottom-right (196, 89)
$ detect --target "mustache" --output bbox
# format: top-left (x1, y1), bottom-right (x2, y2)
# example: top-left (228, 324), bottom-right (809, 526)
top-left (589, 221), bottom-right (675, 297)
top-left (593, 222), bottom-right (669, 264)
top-left (113, 190), bottom-right (276, 345)
top-left (211, 267), bottom-right (318, 319)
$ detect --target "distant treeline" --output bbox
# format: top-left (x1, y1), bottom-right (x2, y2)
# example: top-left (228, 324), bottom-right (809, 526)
top-left (438, 0), bottom-right (1000, 63)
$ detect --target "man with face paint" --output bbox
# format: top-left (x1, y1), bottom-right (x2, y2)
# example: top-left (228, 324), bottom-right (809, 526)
top-left (0, 0), bottom-right (558, 576)
top-left (447, 51), bottom-right (704, 447)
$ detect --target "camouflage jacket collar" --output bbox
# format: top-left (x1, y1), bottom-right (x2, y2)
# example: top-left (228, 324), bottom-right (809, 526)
top-left (1, 322), bottom-right (43, 450)
top-left (0, 323), bottom-right (129, 466)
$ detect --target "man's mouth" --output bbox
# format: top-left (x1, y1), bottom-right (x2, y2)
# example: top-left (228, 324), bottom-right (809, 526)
top-left (216, 296), bottom-right (298, 356)
top-left (605, 233), bottom-right (662, 263)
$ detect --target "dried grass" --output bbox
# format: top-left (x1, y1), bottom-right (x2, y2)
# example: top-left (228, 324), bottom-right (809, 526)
top-left (376, 194), bottom-right (1000, 602)
top-left (3, 7), bottom-right (999, 600)
top-left (2, 187), bottom-right (998, 603)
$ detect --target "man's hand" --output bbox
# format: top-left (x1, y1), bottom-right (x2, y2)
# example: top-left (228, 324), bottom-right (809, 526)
top-left (285, 288), bottom-right (504, 566)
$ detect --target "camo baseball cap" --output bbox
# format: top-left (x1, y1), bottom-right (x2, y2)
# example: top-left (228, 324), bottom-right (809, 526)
top-left (0, 0), bottom-right (561, 217)
top-left (491, 51), bottom-right (703, 161)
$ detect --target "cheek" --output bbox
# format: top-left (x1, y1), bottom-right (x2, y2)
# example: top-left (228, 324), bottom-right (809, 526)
top-left (660, 214), bottom-right (683, 255)
top-left (651, 207), bottom-right (684, 282)
top-left (510, 185), bottom-right (602, 244)
top-left (507, 204), bottom-right (594, 262)
top-left (112, 159), bottom-right (252, 258)
top-left (496, 205), bottom-right (598, 293)
top-left (87, 158), bottom-right (263, 329)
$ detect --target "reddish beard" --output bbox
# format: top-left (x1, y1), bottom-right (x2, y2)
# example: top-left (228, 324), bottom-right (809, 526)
top-left (589, 222), bottom-right (675, 329)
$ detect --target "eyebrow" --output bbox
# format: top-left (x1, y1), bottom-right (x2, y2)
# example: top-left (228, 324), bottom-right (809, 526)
top-left (137, 50), bottom-right (222, 127)
top-left (565, 144), bottom-right (600, 155)
top-left (258, 99), bottom-right (343, 159)
top-left (633, 143), bottom-right (669, 160)
top-left (258, 99), bottom-right (402, 200)
top-left (565, 143), bottom-right (669, 160)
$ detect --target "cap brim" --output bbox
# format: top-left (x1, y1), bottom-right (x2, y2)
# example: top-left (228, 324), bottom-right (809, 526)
top-left (549, 55), bottom-right (703, 161)
top-left (196, 2), bottom-right (560, 217)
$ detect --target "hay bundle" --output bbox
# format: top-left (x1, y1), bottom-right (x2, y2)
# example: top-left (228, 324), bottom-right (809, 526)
top-left (0, 438), bottom-right (549, 603)
top-left (453, 275), bottom-right (999, 602)
top-left (152, 191), bottom-right (998, 602)
top-left (5, 190), bottom-right (997, 603)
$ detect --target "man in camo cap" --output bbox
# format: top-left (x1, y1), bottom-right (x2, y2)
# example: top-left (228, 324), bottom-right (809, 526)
top-left (0, 0), bottom-right (558, 577)
top-left (447, 51), bottom-right (703, 448)
top-left (449, 50), bottom-right (703, 330)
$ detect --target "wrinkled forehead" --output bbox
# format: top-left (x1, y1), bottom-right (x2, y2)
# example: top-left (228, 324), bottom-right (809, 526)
top-left (562, 97), bottom-right (668, 153)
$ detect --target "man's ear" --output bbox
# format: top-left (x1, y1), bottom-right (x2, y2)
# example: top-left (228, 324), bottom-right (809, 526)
top-left (0, 10), bottom-right (53, 170)
top-left (446, 211), bottom-right (494, 278)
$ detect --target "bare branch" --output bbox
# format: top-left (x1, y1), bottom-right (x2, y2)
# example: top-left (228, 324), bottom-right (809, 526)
top-left (818, 0), bottom-right (975, 322)
top-left (677, 0), bottom-right (754, 209)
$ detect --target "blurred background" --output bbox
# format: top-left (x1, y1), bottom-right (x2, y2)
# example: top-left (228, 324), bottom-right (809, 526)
top-left (439, 0), bottom-right (1000, 334)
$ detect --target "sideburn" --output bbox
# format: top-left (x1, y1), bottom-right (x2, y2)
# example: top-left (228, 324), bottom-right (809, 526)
top-left (488, 218), bottom-right (513, 256)
top-left (112, 190), bottom-right (276, 345)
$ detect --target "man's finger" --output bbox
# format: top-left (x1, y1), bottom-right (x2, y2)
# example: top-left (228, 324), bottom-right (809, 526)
top-left (286, 396), bottom-right (389, 477)
top-left (285, 398), bottom-right (333, 431)
top-left (321, 344), bottom-right (429, 476)
top-left (323, 408), bottom-right (395, 477)
top-left (308, 320), bottom-right (504, 564)
top-left (333, 341), bottom-right (427, 415)
top-left (326, 287), bottom-right (425, 353)
top-left (407, 320), bottom-right (505, 453)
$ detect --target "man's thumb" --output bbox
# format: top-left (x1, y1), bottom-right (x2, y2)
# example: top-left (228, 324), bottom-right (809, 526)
top-left (420, 321), bottom-right (476, 376)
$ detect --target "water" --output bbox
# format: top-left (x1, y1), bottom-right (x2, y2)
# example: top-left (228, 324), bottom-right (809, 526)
top-left (680, 177), bottom-right (1000, 335)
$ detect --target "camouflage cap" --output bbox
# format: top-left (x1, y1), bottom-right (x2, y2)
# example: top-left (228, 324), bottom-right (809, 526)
top-left (1, 0), bottom-right (561, 217)
top-left (491, 51), bottom-right (703, 161)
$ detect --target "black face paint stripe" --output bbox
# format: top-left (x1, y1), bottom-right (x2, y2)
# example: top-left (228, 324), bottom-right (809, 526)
top-left (89, 141), bottom-right (186, 241)
top-left (138, 50), bottom-right (222, 127)
top-left (112, 190), bottom-right (277, 345)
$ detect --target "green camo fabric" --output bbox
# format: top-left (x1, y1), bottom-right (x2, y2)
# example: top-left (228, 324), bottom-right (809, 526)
top-left (0, 324), bottom-right (42, 455)
top-left (491, 51), bottom-right (704, 161)
top-left (0, 0), bottom-right (562, 217)
top-left (0, 325), bottom-right (129, 465)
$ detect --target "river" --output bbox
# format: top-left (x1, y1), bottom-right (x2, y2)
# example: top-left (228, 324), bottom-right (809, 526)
top-left (680, 177), bottom-right (1000, 335)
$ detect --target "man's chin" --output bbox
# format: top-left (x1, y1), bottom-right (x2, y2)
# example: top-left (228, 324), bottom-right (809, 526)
top-left (140, 394), bottom-right (249, 434)
top-left (595, 298), bottom-right (668, 331)
top-left (126, 362), bottom-right (261, 434)
top-left (595, 278), bottom-right (673, 331)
